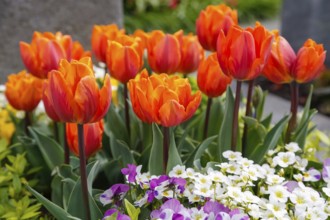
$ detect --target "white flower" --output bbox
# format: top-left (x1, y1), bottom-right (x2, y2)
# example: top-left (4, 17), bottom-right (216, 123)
top-left (169, 165), bottom-right (187, 178)
top-left (268, 185), bottom-right (289, 203)
top-left (285, 142), bottom-right (301, 152)
top-left (194, 182), bottom-right (213, 198)
top-left (272, 152), bottom-right (296, 167)
top-left (294, 156), bottom-right (308, 171)
top-left (223, 151), bottom-right (242, 161)
top-left (248, 203), bottom-right (262, 219)
top-left (186, 168), bottom-right (195, 178)
top-left (303, 168), bottom-right (321, 182)
top-left (322, 183), bottom-right (330, 197)
top-left (266, 174), bottom-right (285, 185)
top-left (190, 208), bottom-right (207, 220)
top-left (266, 201), bottom-right (288, 219)
top-left (226, 186), bottom-right (243, 203)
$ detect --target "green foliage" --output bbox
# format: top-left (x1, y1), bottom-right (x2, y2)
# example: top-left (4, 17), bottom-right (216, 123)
top-left (0, 140), bottom-right (43, 220)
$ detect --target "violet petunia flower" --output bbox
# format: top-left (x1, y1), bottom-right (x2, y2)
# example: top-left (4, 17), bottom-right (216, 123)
top-left (322, 158), bottom-right (330, 182)
top-left (203, 201), bottom-right (231, 214)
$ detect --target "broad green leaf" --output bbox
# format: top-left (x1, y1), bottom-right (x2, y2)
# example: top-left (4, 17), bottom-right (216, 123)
top-left (217, 87), bottom-right (234, 162)
top-left (260, 113), bottom-right (273, 129)
top-left (185, 135), bottom-right (217, 167)
top-left (207, 97), bottom-right (225, 137)
top-left (166, 129), bottom-right (182, 173)
top-left (255, 86), bottom-right (268, 121)
top-left (242, 116), bottom-right (267, 156)
top-left (26, 185), bottom-right (80, 220)
top-left (87, 161), bottom-right (101, 193)
top-left (109, 132), bottom-right (135, 166)
top-left (148, 124), bottom-right (163, 175)
top-left (124, 199), bottom-right (140, 220)
top-left (28, 127), bottom-right (63, 171)
top-left (249, 115), bottom-right (290, 163)
top-left (105, 104), bottom-right (128, 142)
top-left (298, 85), bottom-right (313, 130)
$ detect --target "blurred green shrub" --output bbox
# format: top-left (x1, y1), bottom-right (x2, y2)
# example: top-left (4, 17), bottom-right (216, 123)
top-left (124, 0), bottom-right (282, 33)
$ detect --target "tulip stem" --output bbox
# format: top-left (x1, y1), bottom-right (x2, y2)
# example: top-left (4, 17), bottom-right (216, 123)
top-left (231, 80), bottom-right (242, 152)
top-left (163, 127), bottom-right (170, 174)
top-left (77, 124), bottom-right (91, 220)
top-left (203, 97), bottom-right (213, 140)
top-left (285, 81), bottom-right (299, 143)
top-left (124, 84), bottom-right (131, 138)
top-left (24, 111), bottom-right (31, 135)
top-left (242, 80), bottom-right (254, 157)
top-left (63, 123), bottom-right (70, 164)
top-left (54, 122), bottom-right (59, 143)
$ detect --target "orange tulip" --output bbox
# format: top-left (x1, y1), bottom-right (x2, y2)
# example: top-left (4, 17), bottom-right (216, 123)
top-left (175, 31), bottom-right (204, 74)
top-left (5, 70), bottom-right (43, 112)
top-left (262, 32), bottom-right (296, 84)
top-left (197, 53), bottom-right (232, 97)
top-left (20, 32), bottom-right (89, 79)
top-left (217, 24), bottom-right (273, 81)
top-left (43, 57), bottom-right (112, 123)
top-left (66, 120), bottom-right (104, 158)
top-left (128, 69), bottom-right (201, 127)
top-left (72, 41), bottom-right (91, 60)
top-left (106, 35), bottom-right (144, 83)
top-left (196, 4), bottom-right (238, 51)
top-left (292, 39), bottom-right (326, 83)
top-left (91, 24), bottom-right (125, 63)
top-left (132, 29), bottom-right (149, 49)
top-left (147, 30), bottom-right (181, 74)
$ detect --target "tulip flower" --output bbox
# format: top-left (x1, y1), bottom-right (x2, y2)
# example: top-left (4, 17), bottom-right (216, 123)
top-left (128, 69), bottom-right (201, 127)
top-left (20, 32), bottom-right (89, 79)
top-left (217, 23), bottom-right (273, 152)
top-left (91, 24), bottom-right (125, 63)
top-left (147, 30), bottom-right (181, 74)
top-left (197, 53), bottom-right (232, 139)
top-left (43, 57), bottom-right (111, 220)
top-left (175, 31), bottom-right (204, 75)
top-left (292, 39), bottom-right (326, 83)
top-left (42, 57), bottom-right (112, 124)
top-left (132, 29), bottom-right (149, 50)
top-left (196, 4), bottom-right (238, 51)
top-left (5, 70), bottom-right (43, 112)
top-left (106, 34), bottom-right (144, 84)
top-left (128, 69), bottom-right (201, 172)
top-left (66, 120), bottom-right (104, 158)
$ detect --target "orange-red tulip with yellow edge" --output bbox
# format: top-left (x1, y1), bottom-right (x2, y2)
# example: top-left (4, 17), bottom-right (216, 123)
top-left (132, 29), bottom-right (149, 50)
top-left (42, 57), bottom-right (112, 123)
top-left (175, 30), bottom-right (204, 74)
top-left (128, 69), bottom-right (202, 127)
top-left (66, 120), bottom-right (104, 158)
top-left (72, 41), bottom-right (91, 60)
top-left (106, 35), bottom-right (144, 83)
top-left (292, 39), bottom-right (326, 83)
top-left (196, 4), bottom-right (238, 51)
top-left (91, 24), bottom-right (125, 63)
top-left (217, 24), bottom-right (273, 81)
top-left (263, 32), bottom-right (296, 84)
top-left (5, 70), bottom-right (43, 112)
top-left (197, 53), bottom-right (232, 97)
top-left (147, 30), bottom-right (181, 74)
top-left (20, 32), bottom-right (89, 79)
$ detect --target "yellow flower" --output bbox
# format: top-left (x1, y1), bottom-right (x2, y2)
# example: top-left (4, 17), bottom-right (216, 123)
top-left (0, 107), bottom-right (15, 143)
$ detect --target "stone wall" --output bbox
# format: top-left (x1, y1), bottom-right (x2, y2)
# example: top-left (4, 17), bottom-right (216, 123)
top-left (281, 0), bottom-right (330, 67)
top-left (0, 0), bottom-right (123, 83)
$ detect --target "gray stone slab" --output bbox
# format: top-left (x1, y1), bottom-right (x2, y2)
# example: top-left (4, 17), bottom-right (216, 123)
top-left (0, 0), bottom-right (123, 84)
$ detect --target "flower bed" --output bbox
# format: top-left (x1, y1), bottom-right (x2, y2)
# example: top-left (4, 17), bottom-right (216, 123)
top-left (1, 2), bottom-right (329, 220)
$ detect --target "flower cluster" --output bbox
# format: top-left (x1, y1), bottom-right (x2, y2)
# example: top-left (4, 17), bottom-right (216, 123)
top-left (101, 143), bottom-right (330, 220)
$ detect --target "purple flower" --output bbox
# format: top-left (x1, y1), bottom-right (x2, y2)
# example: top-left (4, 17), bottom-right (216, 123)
top-left (322, 158), bottom-right (330, 182)
top-left (150, 199), bottom-right (189, 219)
top-left (150, 175), bottom-right (169, 190)
top-left (103, 209), bottom-right (130, 220)
top-left (284, 181), bottom-right (299, 193)
top-left (121, 164), bottom-right (137, 183)
top-left (203, 201), bottom-right (230, 214)
top-left (100, 184), bottom-right (129, 206)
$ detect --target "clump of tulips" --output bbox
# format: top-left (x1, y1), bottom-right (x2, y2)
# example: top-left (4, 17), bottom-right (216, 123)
top-left (2, 2), bottom-right (327, 220)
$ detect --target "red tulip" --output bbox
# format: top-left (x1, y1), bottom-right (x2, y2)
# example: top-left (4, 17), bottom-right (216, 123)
top-left (43, 57), bottom-right (111, 123)
top-left (197, 53), bottom-right (232, 97)
top-left (66, 120), bottom-right (104, 158)
top-left (147, 30), bottom-right (181, 74)
top-left (5, 70), bottom-right (43, 111)
top-left (91, 24), bottom-right (125, 63)
top-left (106, 35), bottom-right (144, 83)
top-left (175, 30), bottom-right (204, 74)
top-left (20, 32), bottom-right (89, 79)
top-left (196, 4), bottom-right (238, 51)
top-left (128, 69), bottom-right (201, 127)
top-left (217, 24), bottom-right (273, 81)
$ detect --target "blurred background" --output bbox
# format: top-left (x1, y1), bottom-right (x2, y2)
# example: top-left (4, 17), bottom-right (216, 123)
top-left (0, 0), bottom-right (329, 116)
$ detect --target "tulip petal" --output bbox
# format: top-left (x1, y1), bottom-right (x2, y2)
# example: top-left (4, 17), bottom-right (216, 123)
top-left (159, 100), bottom-right (186, 127)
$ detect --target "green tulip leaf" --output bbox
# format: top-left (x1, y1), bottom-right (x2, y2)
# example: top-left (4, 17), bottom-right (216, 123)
top-left (149, 124), bottom-right (163, 175)
top-left (124, 199), bottom-right (140, 220)
top-left (166, 128), bottom-right (182, 173)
